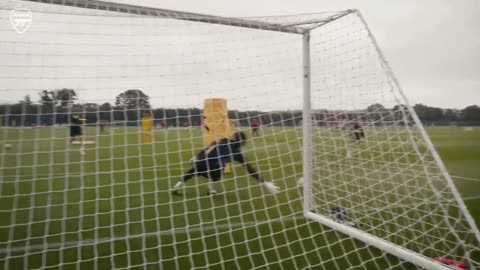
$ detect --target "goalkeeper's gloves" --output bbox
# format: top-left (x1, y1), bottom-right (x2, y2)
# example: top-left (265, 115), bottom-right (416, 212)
top-left (261, 181), bottom-right (280, 194)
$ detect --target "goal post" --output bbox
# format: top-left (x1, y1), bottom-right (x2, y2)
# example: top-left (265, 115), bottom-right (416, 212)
top-left (0, 0), bottom-right (479, 269)
top-left (302, 30), bottom-right (314, 218)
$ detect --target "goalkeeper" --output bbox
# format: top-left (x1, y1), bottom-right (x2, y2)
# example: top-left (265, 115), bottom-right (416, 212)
top-left (173, 131), bottom-right (279, 195)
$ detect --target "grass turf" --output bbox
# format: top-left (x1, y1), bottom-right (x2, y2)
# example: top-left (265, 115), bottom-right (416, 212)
top-left (0, 126), bottom-right (479, 269)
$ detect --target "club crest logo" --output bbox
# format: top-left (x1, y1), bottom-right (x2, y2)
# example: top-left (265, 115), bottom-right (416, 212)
top-left (10, 9), bottom-right (32, 34)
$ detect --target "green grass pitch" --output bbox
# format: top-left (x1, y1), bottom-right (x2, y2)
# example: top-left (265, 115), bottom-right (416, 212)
top-left (0, 126), bottom-right (479, 269)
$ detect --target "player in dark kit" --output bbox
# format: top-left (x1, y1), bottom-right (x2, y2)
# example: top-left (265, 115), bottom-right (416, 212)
top-left (69, 114), bottom-right (83, 144)
top-left (351, 122), bottom-right (365, 142)
top-left (173, 131), bottom-right (280, 195)
top-left (346, 122), bottom-right (365, 158)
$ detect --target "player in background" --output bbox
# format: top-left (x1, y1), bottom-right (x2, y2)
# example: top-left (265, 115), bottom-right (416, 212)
top-left (141, 113), bottom-right (153, 143)
top-left (250, 118), bottom-right (260, 137)
top-left (173, 131), bottom-right (279, 195)
top-left (98, 120), bottom-right (107, 133)
top-left (69, 114), bottom-right (83, 144)
top-left (346, 122), bottom-right (365, 158)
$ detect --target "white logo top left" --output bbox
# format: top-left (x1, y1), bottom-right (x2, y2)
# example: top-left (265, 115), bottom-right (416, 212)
top-left (10, 8), bottom-right (32, 34)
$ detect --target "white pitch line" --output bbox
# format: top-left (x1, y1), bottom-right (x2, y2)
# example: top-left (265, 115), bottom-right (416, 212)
top-left (451, 175), bottom-right (480, 183)
top-left (0, 215), bottom-right (306, 255)
top-left (349, 196), bottom-right (480, 215)
top-left (3, 170), bottom-right (476, 183)
top-left (463, 195), bottom-right (480, 201)
top-left (1, 163), bottom-right (300, 179)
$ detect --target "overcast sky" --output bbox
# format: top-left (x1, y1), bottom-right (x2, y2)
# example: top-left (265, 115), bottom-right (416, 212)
top-left (1, 0), bottom-right (479, 110)
top-left (108, 0), bottom-right (480, 109)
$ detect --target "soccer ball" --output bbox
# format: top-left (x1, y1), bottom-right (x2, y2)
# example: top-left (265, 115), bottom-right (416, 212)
top-left (3, 144), bottom-right (12, 150)
top-left (297, 176), bottom-right (304, 187)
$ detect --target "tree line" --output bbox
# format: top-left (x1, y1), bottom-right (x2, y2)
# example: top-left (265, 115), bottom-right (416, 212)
top-left (0, 89), bottom-right (303, 127)
top-left (365, 103), bottom-right (480, 125)
top-left (0, 89), bottom-right (479, 127)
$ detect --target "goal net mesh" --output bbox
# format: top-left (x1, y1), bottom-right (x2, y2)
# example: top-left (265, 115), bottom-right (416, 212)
top-left (0, 1), bottom-right (478, 269)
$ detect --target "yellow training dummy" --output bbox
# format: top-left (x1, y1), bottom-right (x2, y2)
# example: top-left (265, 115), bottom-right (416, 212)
top-left (141, 113), bottom-right (153, 143)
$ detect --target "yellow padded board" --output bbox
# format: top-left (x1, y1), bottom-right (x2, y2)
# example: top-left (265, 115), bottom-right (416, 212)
top-left (203, 98), bottom-right (234, 173)
top-left (203, 98), bottom-right (234, 146)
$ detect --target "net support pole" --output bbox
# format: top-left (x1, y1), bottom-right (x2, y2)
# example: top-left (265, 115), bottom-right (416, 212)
top-left (304, 212), bottom-right (452, 270)
top-left (302, 30), bottom-right (314, 214)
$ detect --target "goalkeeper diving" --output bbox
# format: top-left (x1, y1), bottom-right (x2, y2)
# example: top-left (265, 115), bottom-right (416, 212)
top-left (173, 131), bottom-right (280, 195)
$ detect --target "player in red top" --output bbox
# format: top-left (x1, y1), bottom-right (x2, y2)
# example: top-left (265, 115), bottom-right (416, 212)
top-left (250, 118), bottom-right (260, 137)
top-left (98, 120), bottom-right (107, 133)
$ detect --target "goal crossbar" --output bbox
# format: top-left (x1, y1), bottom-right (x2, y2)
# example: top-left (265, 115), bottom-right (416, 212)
top-left (18, 0), bottom-right (358, 34)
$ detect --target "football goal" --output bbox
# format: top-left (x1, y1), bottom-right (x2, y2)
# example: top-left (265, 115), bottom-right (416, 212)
top-left (0, 0), bottom-right (479, 269)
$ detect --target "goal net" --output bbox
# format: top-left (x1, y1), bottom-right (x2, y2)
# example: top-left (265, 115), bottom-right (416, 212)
top-left (0, 0), bottom-right (478, 269)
